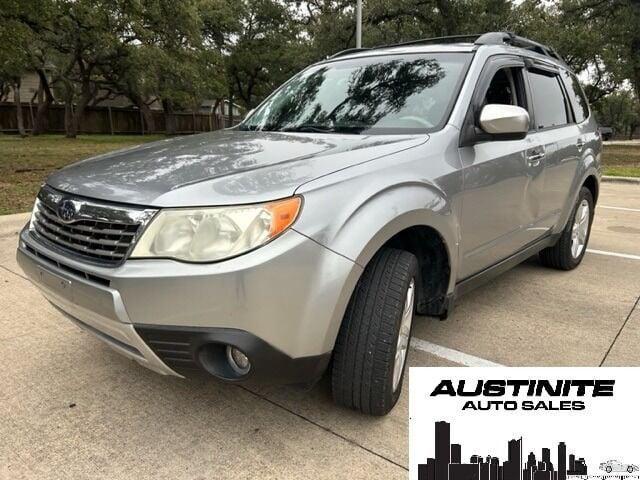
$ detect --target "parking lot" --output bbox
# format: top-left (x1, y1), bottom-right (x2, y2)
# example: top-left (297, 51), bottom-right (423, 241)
top-left (1, 181), bottom-right (638, 479)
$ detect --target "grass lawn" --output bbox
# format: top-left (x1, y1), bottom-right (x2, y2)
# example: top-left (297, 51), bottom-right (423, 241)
top-left (0, 134), bottom-right (164, 215)
top-left (0, 134), bottom-right (638, 216)
top-left (602, 144), bottom-right (640, 177)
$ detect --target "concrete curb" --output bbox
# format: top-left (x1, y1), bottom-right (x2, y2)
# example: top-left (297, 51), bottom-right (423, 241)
top-left (602, 175), bottom-right (640, 184)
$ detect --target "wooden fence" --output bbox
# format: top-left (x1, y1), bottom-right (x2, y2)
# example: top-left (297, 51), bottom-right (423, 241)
top-left (0, 102), bottom-right (242, 135)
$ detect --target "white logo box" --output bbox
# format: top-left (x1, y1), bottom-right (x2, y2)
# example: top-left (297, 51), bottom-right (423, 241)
top-left (409, 368), bottom-right (640, 480)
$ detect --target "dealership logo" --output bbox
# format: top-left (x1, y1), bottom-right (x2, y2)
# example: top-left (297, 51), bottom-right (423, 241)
top-left (428, 379), bottom-right (615, 412)
top-left (417, 420), bottom-right (589, 480)
top-left (57, 199), bottom-right (77, 223)
top-left (410, 369), bottom-right (639, 480)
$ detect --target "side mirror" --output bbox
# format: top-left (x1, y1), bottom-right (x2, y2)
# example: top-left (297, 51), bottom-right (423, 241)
top-left (479, 104), bottom-right (529, 140)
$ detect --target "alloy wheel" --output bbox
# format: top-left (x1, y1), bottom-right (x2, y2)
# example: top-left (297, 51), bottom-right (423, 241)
top-left (392, 278), bottom-right (415, 392)
top-left (571, 199), bottom-right (590, 258)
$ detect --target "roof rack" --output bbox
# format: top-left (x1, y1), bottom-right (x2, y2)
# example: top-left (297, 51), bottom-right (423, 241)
top-left (328, 31), bottom-right (565, 65)
top-left (329, 47), bottom-right (370, 59)
top-left (392, 34), bottom-right (482, 47)
top-left (475, 32), bottom-right (565, 64)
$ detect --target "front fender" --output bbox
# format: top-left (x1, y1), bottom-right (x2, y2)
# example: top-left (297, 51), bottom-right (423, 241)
top-left (293, 179), bottom-right (460, 352)
top-left (291, 131), bottom-right (463, 350)
top-left (294, 175), bottom-right (461, 294)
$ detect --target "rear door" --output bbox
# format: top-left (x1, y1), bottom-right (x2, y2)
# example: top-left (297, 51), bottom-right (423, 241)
top-left (525, 64), bottom-right (581, 236)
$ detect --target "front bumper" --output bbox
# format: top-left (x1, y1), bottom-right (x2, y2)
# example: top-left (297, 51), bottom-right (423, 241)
top-left (17, 226), bottom-right (361, 384)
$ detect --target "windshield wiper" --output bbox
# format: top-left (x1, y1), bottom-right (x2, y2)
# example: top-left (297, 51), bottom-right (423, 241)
top-left (280, 124), bottom-right (363, 134)
top-left (238, 124), bottom-right (260, 131)
top-left (281, 124), bottom-right (335, 133)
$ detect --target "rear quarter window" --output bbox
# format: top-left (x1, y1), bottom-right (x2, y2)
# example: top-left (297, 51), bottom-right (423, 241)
top-left (560, 70), bottom-right (590, 123)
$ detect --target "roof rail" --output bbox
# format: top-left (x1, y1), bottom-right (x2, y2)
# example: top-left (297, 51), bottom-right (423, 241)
top-left (391, 34), bottom-right (482, 47)
top-left (329, 34), bottom-right (481, 59)
top-left (329, 47), bottom-right (370, 59)
top-left (328, 32), bottom-right (565, 66)
top-left (475, 32), bottom-right (565, 64)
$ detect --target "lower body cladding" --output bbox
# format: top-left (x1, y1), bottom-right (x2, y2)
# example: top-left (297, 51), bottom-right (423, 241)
top-left (16, 226), bottom-right (360, 385)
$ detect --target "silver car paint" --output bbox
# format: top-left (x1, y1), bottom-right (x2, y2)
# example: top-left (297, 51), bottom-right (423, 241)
top-left (47, 130), bottom-right (428, 207)
top-left (17, 43), bottom-right (601, 374)
top-left (18, 227), bottom-right (361, 360)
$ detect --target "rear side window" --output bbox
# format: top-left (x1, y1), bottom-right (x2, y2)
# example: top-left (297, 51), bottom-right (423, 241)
top-left (528, 70), bottom-right (569, 129)
top-left (560, 70), bottom-right (590, 123)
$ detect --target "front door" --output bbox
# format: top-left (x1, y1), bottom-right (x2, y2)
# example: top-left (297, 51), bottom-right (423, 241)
top-left (458, 60), bottom-right (537, 279)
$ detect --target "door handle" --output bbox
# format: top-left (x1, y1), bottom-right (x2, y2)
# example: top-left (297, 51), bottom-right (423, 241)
top-left (576, 138), bottom-right (585, 152)
top-left (526, 150), bottom-right (545, 167)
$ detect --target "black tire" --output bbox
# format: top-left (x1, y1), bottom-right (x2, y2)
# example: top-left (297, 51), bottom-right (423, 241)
top-left (628, 467), bottom-right (634, 474)
top-left (331, 247), bottom-right (418, 416)
top-left (539, 186), bottom-right (594, 270)
top-left (606, 466), bottom-right (612, 473)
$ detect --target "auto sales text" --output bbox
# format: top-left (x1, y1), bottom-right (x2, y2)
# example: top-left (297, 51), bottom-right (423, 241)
top-left (429, 379), bottom-right (615, 412)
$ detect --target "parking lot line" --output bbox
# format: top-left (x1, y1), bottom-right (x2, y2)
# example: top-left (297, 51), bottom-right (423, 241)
top-left (599, 295), bottom-right (640, 366)
top-left (410, 337), bottom-right (504, 367)
top-left (599, 205), bottom-right (640, 213)
top-left (587, 249), bottom-right (640, 261)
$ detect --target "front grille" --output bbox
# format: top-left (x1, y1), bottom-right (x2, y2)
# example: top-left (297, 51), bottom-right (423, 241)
top-left (30, 186), bottom-right (156, 266)
top-left (34, 202), bottom-right (139, 261)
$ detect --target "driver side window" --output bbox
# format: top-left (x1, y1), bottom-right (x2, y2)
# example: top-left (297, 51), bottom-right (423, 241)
top-left (483, 67), bottom-right (528, 111)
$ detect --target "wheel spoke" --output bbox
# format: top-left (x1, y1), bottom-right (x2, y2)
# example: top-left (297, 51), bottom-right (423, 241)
top-left (570, 199), bottom-right (590, 259)
top-left (580, 204), bottom-right (588, 222)
top-left (392, 279), bottom-right (415, 393)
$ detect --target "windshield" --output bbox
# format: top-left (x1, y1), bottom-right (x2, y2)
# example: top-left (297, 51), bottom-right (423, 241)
top-left (239, 53), bottom-right (472, 135)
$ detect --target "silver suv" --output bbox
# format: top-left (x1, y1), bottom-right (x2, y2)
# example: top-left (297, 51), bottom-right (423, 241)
top-left (17, 32), bottom-right (601, 415)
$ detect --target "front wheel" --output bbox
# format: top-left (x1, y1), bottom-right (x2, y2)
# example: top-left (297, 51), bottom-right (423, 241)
top-left (539, 186), bottom-right (594, 270)
top-left (628, 466), bottom-right (634, 474)
top-left (331, 248), bottom-right (418, 416)
top-left (606, 466), bottom-right (612, 473)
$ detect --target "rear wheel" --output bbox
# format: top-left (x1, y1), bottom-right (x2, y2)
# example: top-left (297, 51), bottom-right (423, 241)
top-left (331, 248), bottom-right (418, 416)
top-left (539, 186), bottom-right (594, 270)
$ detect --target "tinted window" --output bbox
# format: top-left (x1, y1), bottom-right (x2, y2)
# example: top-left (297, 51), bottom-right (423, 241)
top-left (240, 53), bottom-right (472, 134)
top-left (484, 67), bottom-right (527, 109)
top-left (528, 70), bottom-right (569, 129)
top-left (561, 70), bottom-right (589, 123)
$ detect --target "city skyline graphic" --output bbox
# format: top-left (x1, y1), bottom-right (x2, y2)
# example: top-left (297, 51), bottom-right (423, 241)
top-left (418, 420), bottom-right (588, 480)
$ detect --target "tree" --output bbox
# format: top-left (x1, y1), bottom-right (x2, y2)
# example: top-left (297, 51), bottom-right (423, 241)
top-left (295, 0), bottom-right (513, 59)
top-left (1, 0), bottom-right (638, 138)
top-left (0, 0), bottom-right (37, 137)
top-left (119, 0), bottom-right (229, 134)
top-left (225, 0), bottom-right (305, 109)
top-left (50, 1), bottom-right (137, 137)
top-left (593, 90), bottom-right (640, 139)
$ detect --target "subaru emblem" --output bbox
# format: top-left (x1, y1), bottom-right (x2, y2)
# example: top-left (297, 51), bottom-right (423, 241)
top-left (57, 199), bottom-right (77, 223)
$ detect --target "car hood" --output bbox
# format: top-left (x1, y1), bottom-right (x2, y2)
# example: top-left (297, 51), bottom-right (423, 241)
top-left (47, 130), bottom-right (428, 207)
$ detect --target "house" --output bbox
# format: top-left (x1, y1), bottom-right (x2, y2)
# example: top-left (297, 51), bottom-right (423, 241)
top-left (199, 99), bottom-right (243, 117)
top-left (3, 71), bottom-right (244, 118)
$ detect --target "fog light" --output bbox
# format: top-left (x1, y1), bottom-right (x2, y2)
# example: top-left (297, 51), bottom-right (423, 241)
top-left (226, 346), bottom-right (251, 375)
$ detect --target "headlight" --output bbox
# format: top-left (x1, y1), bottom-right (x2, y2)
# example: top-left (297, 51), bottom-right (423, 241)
top-left (130, 196), bottom-right (302, 262)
